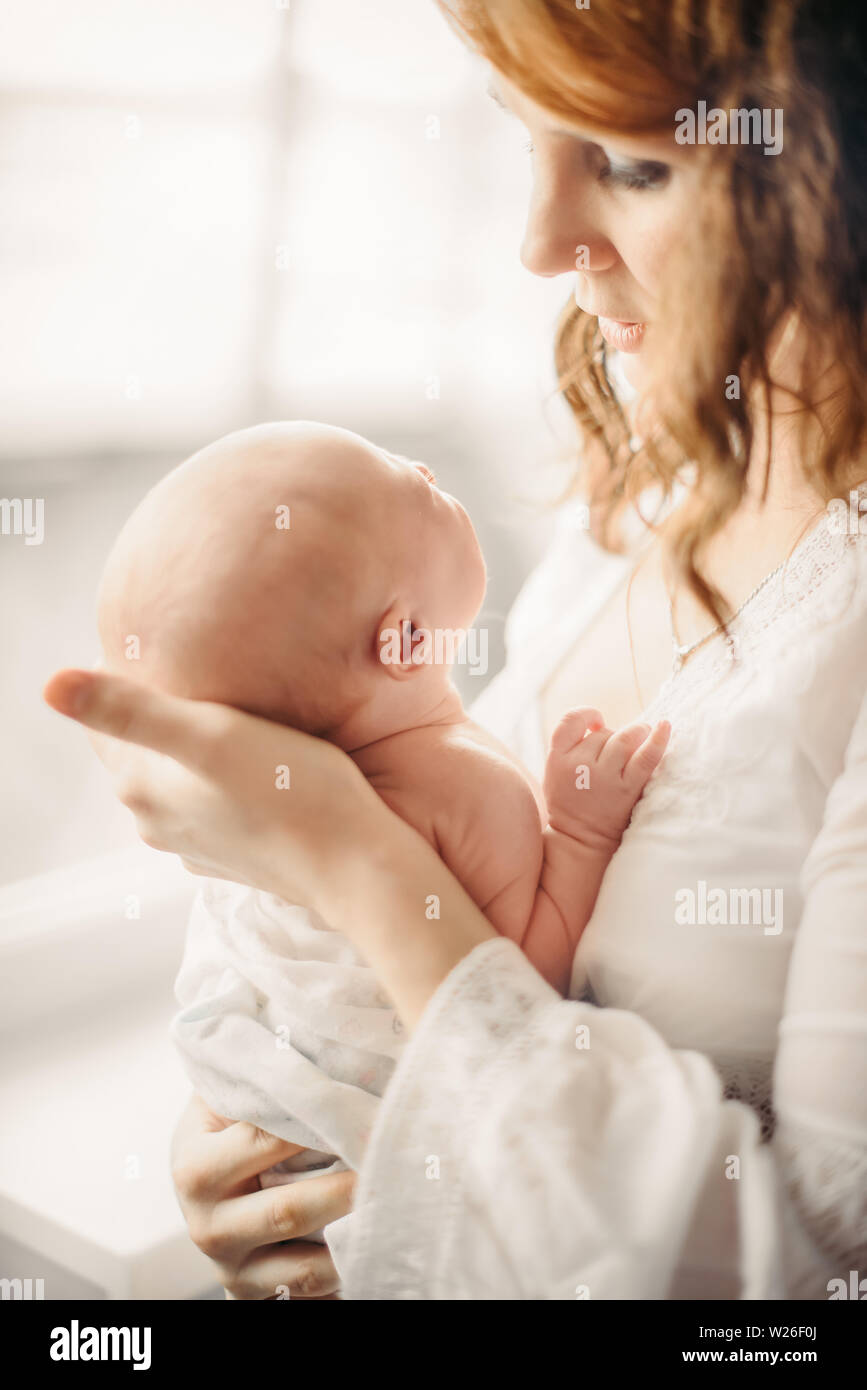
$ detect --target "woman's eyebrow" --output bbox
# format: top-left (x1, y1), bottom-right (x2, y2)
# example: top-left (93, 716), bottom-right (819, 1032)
top-left (486, 81), bottom-right (586, 141)
top-left (603, 150), bottom-right (668, 168)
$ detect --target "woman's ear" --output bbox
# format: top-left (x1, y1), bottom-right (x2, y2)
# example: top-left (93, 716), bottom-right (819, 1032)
top-left (374, 604), bottom-right (428, 682)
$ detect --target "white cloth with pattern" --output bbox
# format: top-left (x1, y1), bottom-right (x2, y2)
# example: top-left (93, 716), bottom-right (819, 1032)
top-left (173, 879), bottom-right (402, 1205)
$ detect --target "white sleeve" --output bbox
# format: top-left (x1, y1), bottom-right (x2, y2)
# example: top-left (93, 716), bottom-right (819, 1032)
top-left (342, 935), bottom-right (826, 1300)
top-left (772, 686), bottom-right (867, 1291)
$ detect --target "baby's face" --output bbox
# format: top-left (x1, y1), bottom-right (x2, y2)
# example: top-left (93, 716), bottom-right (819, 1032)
top-left (365, 443), bottom-right (487, 643)
top-left (98, 422), bottom-right (487, 739)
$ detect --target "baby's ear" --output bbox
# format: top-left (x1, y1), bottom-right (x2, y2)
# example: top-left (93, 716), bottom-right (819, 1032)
top-left (374, 605), bottom-right (428, 682)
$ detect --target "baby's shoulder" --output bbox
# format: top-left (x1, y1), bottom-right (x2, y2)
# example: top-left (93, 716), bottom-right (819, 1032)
top-left (365, 719), bottom-right (542, 844)
top-left (365, 721), bottom-right (544, 909)
top-left (422, 719), bottom-right (544, 839)
top-left (426, 722), bottom-right (544, 901)
top-left (452, 716), bottom-right (538, 784)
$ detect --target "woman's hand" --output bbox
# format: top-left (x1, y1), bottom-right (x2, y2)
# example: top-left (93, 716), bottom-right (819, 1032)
top-left (171, 1095), bottom-right (355, 1300)
top-left (43, 669), bottom-right (383, 915)
top-left (45, 665), bottom-right (496, 1028)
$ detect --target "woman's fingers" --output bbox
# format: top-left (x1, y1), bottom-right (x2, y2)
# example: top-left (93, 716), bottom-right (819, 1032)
top-left (188, 1168), bottom-right (355, 1268)
top-left (207, 1122), bottom-right (307, 1192)
top-left (171, 1111), bottom-right (306, 1201)
top-left (46, 659), bottom-right (381, 914)
top-left (43, 669), bottom-right (219, 772)
top-left (171, 1092), bottom-right (234, 1148)
top-left (225, 1168), bottom-right (356, 1251)
top-left (229, 1241), bottom-right (342, 1301)
top-left (170, 1097), bottom-right (353, 1297)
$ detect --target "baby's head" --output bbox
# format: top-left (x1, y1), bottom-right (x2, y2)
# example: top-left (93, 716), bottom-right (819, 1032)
top-left (98, 422), bottom-right (487, 747)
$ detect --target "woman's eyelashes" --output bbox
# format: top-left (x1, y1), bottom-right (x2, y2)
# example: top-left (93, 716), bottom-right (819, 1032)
top-left (597, 153), bottom-right (670, 192)
top-left (521, 134), bottom-right (669, 192)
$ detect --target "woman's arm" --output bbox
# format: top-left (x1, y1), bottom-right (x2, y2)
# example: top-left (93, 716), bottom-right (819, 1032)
top-left (332, 935), bottom-right (793, 1299)
top-left (772, 684), bottom-right (867, 1288)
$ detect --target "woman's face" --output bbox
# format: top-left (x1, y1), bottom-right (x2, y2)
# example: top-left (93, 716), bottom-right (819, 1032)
top-left (490, 73), bottom-right (698, 389)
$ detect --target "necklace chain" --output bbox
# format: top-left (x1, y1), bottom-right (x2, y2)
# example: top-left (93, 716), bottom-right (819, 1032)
top-left (669, 559), bottom-right (787, 674)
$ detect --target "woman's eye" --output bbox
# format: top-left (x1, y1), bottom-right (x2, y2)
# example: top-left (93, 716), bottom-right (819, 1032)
top-left (598, 157), bottom-right (670, 192)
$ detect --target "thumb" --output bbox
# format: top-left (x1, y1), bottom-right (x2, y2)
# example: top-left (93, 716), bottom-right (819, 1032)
top-left (43, 668), bottom-right (211, 769)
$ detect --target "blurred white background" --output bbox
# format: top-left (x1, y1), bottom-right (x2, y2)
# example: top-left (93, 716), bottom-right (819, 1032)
top-left (1, 0), bottom-right (572, 885)
top-left (0, 0), bottom-right (574, 1297)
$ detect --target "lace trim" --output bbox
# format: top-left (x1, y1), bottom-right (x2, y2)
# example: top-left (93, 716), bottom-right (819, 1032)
top-left (775, 1119), bottom-right (867, 1284)
top-left (580, 993), bottom-right (779, 1143)
top-left (343, 937), bottom-right (557, 1299)
top-left (345, 939), bottom-right (790, 1299)
top-left (627, 505), bottom-right (866, 829)
top-left (647, 497), bottom-right (866, 722)
top-left (716, 1056), bottom-right (776, 1142)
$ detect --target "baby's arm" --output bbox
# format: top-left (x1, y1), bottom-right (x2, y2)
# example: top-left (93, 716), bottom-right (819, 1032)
top-left (519, 709), bottom-right (670, 991)
top-left (436, 711), bottom-right (668, 995)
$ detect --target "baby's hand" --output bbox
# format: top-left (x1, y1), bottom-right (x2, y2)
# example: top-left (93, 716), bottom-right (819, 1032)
top-left (543, 708), bottom-right (670, 853)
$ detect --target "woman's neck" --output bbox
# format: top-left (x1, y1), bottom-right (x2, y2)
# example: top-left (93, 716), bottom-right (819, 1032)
top-left (746, 328), bottom-right (866, 507)
top-left (693, 346), bottom-right (864, 596)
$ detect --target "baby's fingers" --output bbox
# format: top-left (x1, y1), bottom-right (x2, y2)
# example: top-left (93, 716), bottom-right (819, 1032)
top-left (549, 706), bottom-right (605, 754)
top-left (600, 721), bottom-right (651, 774)
top-left (623, 719), bottom-right (671, 791)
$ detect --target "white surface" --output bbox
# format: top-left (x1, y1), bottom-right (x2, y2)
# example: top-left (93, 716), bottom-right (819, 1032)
top-left (0, 998), bottom-right (212, 1298)
top-left (0, 846), bottom-right (212, 1298)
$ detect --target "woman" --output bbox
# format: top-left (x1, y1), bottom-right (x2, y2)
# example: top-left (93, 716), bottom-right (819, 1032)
top-left (46, 0), bottom-right (867, 1298)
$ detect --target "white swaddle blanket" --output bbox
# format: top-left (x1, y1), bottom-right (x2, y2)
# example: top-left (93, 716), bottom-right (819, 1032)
top-left (172, 878), bottom-right (407, 1254)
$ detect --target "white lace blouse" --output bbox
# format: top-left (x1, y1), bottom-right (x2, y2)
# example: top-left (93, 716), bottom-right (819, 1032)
top-left (340, 492), bottom-right (867, 1300)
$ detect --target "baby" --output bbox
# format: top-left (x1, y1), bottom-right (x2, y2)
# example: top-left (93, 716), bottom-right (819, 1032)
top-left (97, 421), bottom-right (668, 1246)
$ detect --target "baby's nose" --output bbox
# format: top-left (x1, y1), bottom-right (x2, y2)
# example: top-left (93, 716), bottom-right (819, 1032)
top-left (381, 447), bottom-right (438, 486)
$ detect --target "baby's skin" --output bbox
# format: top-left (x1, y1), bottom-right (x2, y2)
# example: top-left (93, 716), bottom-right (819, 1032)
top-left (98, 421), bottom-right (669, 993)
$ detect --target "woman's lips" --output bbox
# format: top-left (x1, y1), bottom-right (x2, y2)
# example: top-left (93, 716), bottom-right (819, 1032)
top-left (597, 316), bottom-right (646, 353)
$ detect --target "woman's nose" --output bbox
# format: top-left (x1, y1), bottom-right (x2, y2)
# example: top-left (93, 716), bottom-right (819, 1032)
top-left (520, 159), bottom-right (617, 279)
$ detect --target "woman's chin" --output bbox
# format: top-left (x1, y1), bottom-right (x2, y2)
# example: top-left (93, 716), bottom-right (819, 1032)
top-left (617, 348), bottom-right (647, 393)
